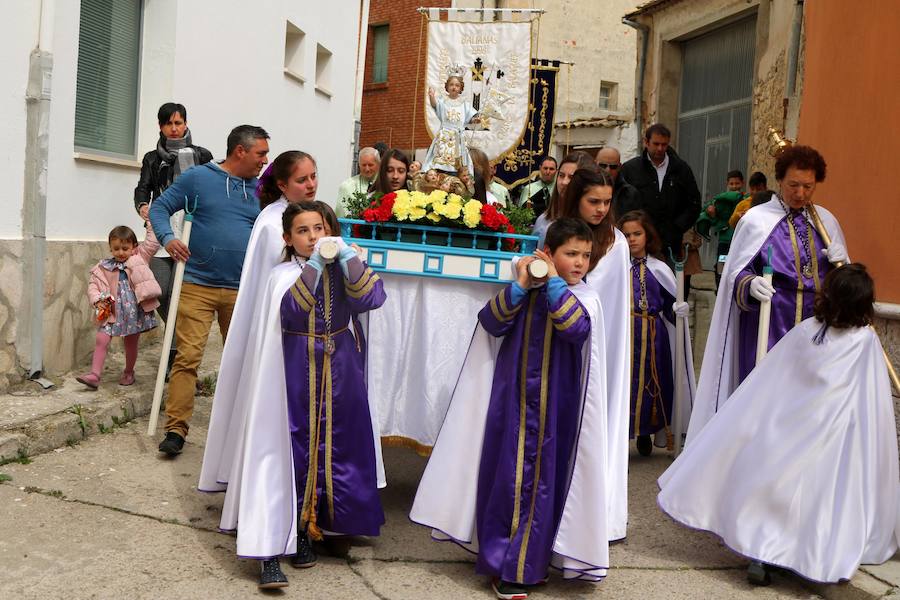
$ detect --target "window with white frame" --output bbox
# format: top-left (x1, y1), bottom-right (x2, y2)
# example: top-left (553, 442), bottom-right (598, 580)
top-left (371, 24), bottom-right (389, 83)
top-left (599, 81), bottom-right (618, 111)
top-left (284, 21), bottom-right (306, 82)
top-left (74, 0), bottom-right (142, 156)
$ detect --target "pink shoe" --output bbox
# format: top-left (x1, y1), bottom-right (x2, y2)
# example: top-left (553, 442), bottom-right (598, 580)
top-left (118, 371), bottom-right (135, 386)
top-left (76, 372), bottom-right (100, 389)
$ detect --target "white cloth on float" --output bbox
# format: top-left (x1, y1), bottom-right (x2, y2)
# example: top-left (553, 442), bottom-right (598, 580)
top-left (658, 318), bottom-right (899, 583)
top-left (410, 281), bottom-right (611, 581)
top-left (366, 273), bottom-right (503, 448)
top-left (687, 197), bottom-right (845, 442)
top-left (584, 228), bottom-right (632, 541)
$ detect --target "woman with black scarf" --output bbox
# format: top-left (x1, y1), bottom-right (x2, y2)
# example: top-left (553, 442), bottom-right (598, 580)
top-left (133, 102), bottom-right (213, 375)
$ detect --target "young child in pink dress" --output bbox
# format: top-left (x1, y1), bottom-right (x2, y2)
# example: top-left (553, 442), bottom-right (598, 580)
top-left (77, 224), bottom-right (162, 388)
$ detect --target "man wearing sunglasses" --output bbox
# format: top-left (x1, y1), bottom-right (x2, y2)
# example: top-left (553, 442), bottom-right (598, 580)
top-left (596, 146), bottom-right (640, 220)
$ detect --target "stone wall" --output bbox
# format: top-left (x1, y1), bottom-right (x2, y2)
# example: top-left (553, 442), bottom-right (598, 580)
top-left (42, 240), bottom-right (110, 377)
top-left (748, 48), bottom-right (787, 182)
top-left (0, 240), bottom-right (25, 390)
top-left (0, 238), bottom-right (110, 392)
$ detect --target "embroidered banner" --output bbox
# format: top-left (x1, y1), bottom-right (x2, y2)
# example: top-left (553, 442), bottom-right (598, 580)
top-left (425, 20), bottom-right (532, 164)
top-left (494, 59), bottom-right (560, 189)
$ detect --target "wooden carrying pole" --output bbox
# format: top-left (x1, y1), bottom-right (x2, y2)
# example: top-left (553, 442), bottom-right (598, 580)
top-left (147, 198), bottom-right (196, 436)
top-left (806, 205), bottom-right (900, 394)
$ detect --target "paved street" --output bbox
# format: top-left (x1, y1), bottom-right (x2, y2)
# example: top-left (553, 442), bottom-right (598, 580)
top-left (0, 393), bottom-right (821, 600)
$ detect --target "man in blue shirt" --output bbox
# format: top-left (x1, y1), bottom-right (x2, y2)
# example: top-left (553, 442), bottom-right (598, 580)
top-left (150, 124), bottom-right (269, 456)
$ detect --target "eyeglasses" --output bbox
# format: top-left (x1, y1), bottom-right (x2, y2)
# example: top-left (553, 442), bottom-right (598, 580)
top-left (597, 163), bottom-right (620, 170)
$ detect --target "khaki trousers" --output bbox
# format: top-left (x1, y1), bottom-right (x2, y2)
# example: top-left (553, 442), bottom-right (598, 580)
top-left (164, 282), bottom-right (237, 438)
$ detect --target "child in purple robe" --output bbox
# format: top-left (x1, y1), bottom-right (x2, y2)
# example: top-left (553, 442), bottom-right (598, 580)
top-left (619, 211), bottom-right (689, 456)
top-left (257, 202), bottom-right (386, 589)
top-left (472, 218), bottom-right (601, 598)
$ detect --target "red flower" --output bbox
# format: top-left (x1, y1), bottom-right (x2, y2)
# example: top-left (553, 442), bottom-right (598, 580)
top-left (504, 223), bottom-right (517, 250)
top-left (362, 193), bottom-right (395, 223)
top-left (479, 204), bottom-right (510, 231)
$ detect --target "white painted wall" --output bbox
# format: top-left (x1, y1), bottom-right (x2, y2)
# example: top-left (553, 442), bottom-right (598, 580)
top-left (1, 1), bottom-right (42, 238)
top-left (7, 0), bottom-right (362, 242)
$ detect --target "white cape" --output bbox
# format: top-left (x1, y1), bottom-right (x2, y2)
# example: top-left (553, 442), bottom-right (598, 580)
top-left (584, 228), bottom-right (631, 541)
top-left (687, 198), bottom-right (845, 441)
top-left (199, 197), bottom-right (385, 493)
top-left (645, 256), bottom-right (696, 441)
top-left (410, 282), bottom-right (611, 580)
top-left (199, 198), bottom-right (290, 493)
top-left (658, 318), bottom-right (899, 583)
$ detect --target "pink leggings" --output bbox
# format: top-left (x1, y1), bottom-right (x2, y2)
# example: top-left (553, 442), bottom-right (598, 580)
top-left (90, 331), bottom-right (140, 376)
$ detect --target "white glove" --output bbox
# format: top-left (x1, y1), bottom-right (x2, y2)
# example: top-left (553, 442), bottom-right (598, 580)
top-left (822, 242), bottom-right (848, 265)
top-left (749, 276), bottom-right (776, 302)
top-left (673, 301), bottom-right (690, 318)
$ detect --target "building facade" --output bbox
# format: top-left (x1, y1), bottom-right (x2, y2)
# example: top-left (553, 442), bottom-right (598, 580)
top-left (360, 0), bottom-right (639, 163)
top-left (626, 0), bottom-right (900, 418)
top-left (1, 0), bottom-right (368, 391)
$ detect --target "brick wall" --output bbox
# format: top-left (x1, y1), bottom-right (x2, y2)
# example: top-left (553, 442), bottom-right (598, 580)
top-left (360, 0), bottom-right (451, 155)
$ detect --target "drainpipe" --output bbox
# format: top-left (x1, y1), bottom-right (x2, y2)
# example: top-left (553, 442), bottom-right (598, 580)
top-left (623, 16), bottom-right (649, 156)
top-left (785, 0), bottom-right (804, 98)
top-left (22, 0), bottom-right (54, 380)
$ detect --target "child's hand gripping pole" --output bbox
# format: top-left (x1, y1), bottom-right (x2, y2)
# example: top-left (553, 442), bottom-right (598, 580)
top-left (668, 245), bottom-right (689, 457)
top-left (755, 246), bottom-right (774, 366)
top-left (807, 205), bottom-right (900, 394)
top-left (147, 196), bottom-right (198, 436)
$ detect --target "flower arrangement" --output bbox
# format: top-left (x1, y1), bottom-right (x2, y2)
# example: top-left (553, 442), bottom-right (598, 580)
top-left (359, 190), bottom-right (519, 237)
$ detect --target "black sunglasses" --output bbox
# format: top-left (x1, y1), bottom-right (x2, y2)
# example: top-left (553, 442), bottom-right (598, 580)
top-left (597, 162), bottom-right (620, 170)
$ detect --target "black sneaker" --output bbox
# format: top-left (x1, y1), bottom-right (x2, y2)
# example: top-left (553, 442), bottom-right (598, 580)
top-left (258, 558), bottom-right (288, 589)
top-left (158, 432), bottom-right (185, 456)
top-left (636, 434), bottom-right (653, 457)
top-left (290, 532), bottom-right (318, 568)
top-left (747, 561), bottom-right (771, 586)
top-left (492, 579), bottom-right (528, 600)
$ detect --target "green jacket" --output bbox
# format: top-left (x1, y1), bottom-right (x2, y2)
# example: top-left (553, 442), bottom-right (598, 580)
top-left (696, 191), bottom-right (744, 244)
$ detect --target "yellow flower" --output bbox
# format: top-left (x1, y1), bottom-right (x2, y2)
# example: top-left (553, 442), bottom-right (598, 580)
top-left (441, 202), bottom-right (462, 219)
top-left (410, 191), bottom-right (429, 208)
top-left (447, 193), bottom-right (463, 206)
top-left (409, 206), bottom-right (427, 221)
top-left (395, 189), bottom-right (411, 203)
top-left (392, 195), bottom-right (411, 221)
top-left (463, 199), bottom-right (482, 228)
top-left (426, 211), bottom-right (442, 223)
top-left (430, 189), bottom-right (448, 202)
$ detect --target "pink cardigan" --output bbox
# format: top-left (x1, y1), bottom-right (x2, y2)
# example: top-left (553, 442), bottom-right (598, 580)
top-left (88, 225), bottom-right (163, 324)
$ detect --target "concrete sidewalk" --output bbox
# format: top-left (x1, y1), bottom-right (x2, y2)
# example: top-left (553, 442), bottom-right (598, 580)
top-left (0, 329), bottom-right (223, 463)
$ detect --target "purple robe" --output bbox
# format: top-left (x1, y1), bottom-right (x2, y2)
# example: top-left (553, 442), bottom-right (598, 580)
top-left (474, 281), bottom-right (591, 585)
top-left (733, 210), bottom-right (832, 381)
top-left (629, 257), bottom-right (675, 438)
top-left (281, 256), bottom-right (386, 537)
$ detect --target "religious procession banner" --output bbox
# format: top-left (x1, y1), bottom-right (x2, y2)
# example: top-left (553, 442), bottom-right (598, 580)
top-left (425, 19), bottom-right (532, 164)
top-left (494, 59), bottom-right (560, 189)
